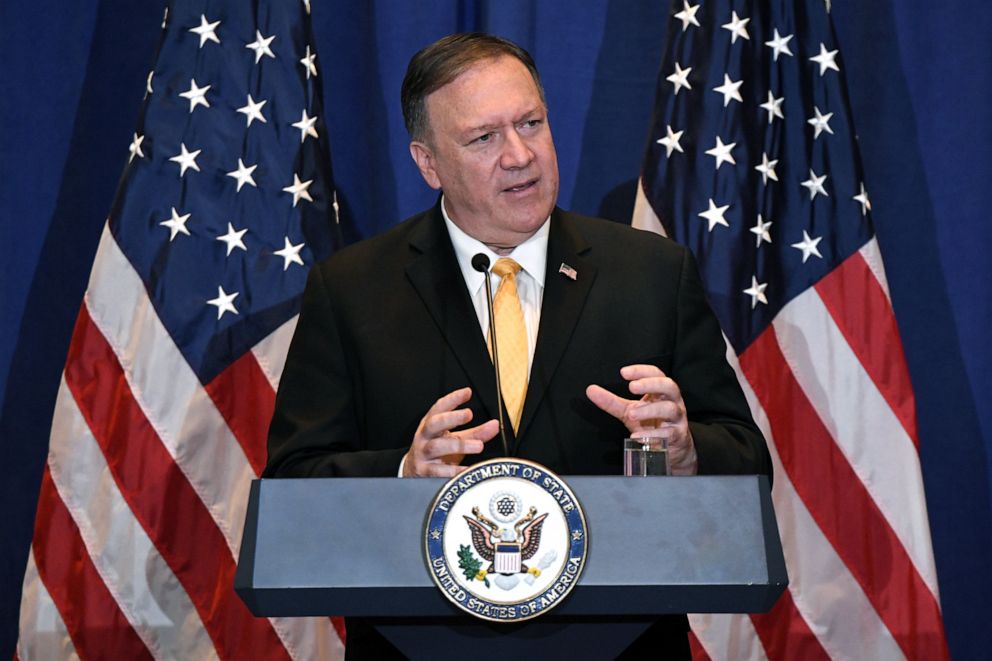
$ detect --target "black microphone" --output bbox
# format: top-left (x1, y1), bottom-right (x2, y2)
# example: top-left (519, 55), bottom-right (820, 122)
top-left (472, 253), bottom-right (510, 457)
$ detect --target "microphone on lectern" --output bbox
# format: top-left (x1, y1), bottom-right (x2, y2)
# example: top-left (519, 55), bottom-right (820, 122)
top-left (472, 253), bottom-right (510, 457)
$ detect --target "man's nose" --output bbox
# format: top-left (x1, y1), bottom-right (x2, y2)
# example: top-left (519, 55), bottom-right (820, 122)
top-left (500, 130), bottom-right (535, 169)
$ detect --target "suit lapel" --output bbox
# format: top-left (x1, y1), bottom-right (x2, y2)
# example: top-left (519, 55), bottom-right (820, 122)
top-left (514, 210), bottom-right (596, 449)
top-left (404, 207), bottom-right (504, 426)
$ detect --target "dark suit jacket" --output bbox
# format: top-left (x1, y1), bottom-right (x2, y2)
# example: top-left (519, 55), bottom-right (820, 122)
top-left (264, 204), bottom-right (769, 479)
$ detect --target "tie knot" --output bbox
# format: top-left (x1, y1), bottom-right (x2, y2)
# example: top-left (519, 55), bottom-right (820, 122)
top-left (492, 258), bottom-right (522, 278)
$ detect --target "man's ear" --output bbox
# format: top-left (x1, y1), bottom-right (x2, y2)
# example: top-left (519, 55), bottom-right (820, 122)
top-left (409, 140), bottom-right (442, 190)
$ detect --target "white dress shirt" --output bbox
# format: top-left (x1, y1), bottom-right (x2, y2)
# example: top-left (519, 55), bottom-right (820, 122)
top-left (441, 198), bottom-right (548, 372)
top-left (399, 200), bottom-right (549, 476)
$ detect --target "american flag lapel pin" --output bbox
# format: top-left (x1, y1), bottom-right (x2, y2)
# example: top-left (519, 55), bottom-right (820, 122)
top-left (558, 262), bottom-right (577, 281)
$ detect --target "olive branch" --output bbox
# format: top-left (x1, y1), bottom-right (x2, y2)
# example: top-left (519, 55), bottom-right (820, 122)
top-left (457, 544), bottom-right (490, 587)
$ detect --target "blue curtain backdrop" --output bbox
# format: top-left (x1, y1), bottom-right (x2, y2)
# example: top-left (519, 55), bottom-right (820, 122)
top-left (1, 1), bottom-right (989, 657)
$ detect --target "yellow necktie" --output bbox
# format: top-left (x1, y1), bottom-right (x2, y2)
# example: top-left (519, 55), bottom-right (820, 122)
top-left (490, 258), bottom-right (528, 434)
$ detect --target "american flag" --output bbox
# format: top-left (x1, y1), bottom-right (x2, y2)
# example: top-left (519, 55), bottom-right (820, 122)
top-left (633, 1), bottom-right (949, 658)
top-left (17, 0), bottom-right (344, 657)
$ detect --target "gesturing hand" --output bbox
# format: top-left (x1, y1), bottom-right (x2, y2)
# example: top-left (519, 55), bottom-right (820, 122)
top-left (402, 387), bottom-right (500, 478)
top-left (586, 364), bottom-right (698, 475)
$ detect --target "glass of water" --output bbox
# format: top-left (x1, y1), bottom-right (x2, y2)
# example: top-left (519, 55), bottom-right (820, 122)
top-left (623, 437), bottom-right (669, 476)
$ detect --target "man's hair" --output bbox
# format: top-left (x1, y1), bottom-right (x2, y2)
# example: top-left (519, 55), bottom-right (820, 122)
top-left (401, 32), bottom-right (546, 142)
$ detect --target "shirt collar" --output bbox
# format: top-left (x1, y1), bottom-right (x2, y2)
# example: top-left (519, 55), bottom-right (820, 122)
top-left (441, 196), bottom-right (550, 294)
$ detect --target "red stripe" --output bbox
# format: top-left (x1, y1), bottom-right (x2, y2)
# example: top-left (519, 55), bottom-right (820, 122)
top-left (63, 307), bottom-right (290, 661)
top-left (331, 616), bottom-right (347, 646)
top-left (749, 590), bottom-right (831, 660)
top-left (740, 328), bottom-right (949, 660)
top-left (204, 350), bottom-right (274, 476)
top-left (814, 251), bottom-right (919, 444)
top-left (688, 631), bottom-right (710, 661)
top-left (32, 467), bottom-right (153, 660)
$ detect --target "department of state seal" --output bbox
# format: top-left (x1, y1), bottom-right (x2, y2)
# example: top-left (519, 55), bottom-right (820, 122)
top-left (424, 458), bottom-right (587, 622)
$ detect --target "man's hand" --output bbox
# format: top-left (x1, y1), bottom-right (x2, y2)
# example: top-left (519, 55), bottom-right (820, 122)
top-left (402, 387), bottom-right (500, 477)
top-left (586, 364), bottom-right (698, 475)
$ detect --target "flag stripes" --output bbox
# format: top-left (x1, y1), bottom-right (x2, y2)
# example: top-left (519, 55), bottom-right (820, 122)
top-left (750, 589), bottom-right (831, 660)
top-left (742, 326), bottom-right (943, 659)
top-left (18, 553), bottom-right (77, 660)
top-left (32, 469), bottom-right (154, 660)
top-left (47, 376), bottom-right (217, 658)
top-left (775, 276), bottom-right (937, 591)
top-left (204, 351), bottom-right (278, 476)
top-left (64, 306), bottom-right (291, 658)
top-left (813, 251), bottom-right (917, 442)
top-left (20, 225), bottom-right (343, 657)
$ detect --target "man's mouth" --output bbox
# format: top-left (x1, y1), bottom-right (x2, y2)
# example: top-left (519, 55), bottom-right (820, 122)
top-left (503, 179), bottom-right (538, 193)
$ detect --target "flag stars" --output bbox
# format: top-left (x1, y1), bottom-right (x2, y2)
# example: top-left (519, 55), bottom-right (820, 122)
top-left (698, 199), bottom-right (731, 231)
top-left (705, 136), bottom-right (737, 170)
top-left (801, 169), bottom-right (829, 200)
top-left (657, 125), bottom-right (684, 157)
top-left (300, 45), bottom-right (318, 78)
top-left (145, 71), bottom-right (154, 97)
top-left (674, 1), bottom-right (701, 31)
top-left (755, 153), bottom-right (779, 184)
top-left (808, 106), bottom-right (834, 139)
top-left (282, 173), bottom-right (314, 206)
top-left (189, 15), bottom-right (220, 48)
top-left (666, 62), bottom-right (692, 95)
top-left (292, 110), bottom-right (319, 143)
top-left (169, 143), bottom-right (201, 177)
top-left (216, 223), bottom-right (248, 256)
top-left (792, 230), bottom-right (824, 262)
top-left (751, 215), bottom-right (773, 247)
top-left (207, 286), bottom-right (239, 320)
top-left (160, 207), bottom-right (191, 241)
top-left (274, 237), bottom-right (306, 270)
top-left (765, 29), bottom-right (794, 61)
top-left (713, 74), bottom-right (743, 107)
top-left (226, 158), bottom-right (258, 191)
top-left (760, 91), bottom-right (784, 124)
top-left (853, 182), bottom-right (872, 216)
top-left (722, 11), bottom-right (751, 43)
top-left (237, 94), bottom-right (268, 127)
top-left (810, 43), bottom-right (840, 76)
top-left (179, 79), bottom-right (211, 113)
top-left (128, 133), bottom-right (145, 163)
top-left (246, 30), bottom-right (276, 64)
top-left (743, 276), bottom-right (768, 309)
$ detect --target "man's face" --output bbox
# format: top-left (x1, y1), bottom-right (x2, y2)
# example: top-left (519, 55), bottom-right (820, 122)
top-left (410, 56), bottom-right (560, 248)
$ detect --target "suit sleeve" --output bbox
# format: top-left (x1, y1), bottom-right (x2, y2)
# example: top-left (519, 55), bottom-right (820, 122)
top-left (671, 248), bottom-right (773, 478)
top-left (263, 264), bottom-right (407, 478)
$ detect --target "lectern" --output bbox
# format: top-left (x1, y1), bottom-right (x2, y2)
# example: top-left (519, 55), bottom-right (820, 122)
top-left (235, 476), bottom-right (786, 658)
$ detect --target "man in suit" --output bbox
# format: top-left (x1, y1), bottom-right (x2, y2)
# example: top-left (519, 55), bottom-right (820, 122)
top-left (264, 33), bottom-right (770, 657)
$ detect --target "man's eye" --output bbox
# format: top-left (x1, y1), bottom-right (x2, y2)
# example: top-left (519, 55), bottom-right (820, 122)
top-left (475, 133), bottom-right (493, 143)
top-left (523, 119), bottom-right (542, 129)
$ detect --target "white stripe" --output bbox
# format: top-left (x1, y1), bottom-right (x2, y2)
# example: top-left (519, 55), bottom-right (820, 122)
top-left (252, 314), bottom-right (299, 391)
top-left (689, 612), bottom-right (768, 661)
top-left (18, 550), bottom-right (80, 661)
top-left (774, 287), bottom-right (940, 598)
top-left (86, 225), bottom-right (343, 656)
top-left (269, 616), bottom-right (345, 661)
top-left (47, 377), bottom-right (218, 660)
top-left (632, 177), bottom-right (669, 236)
top-left (85, 225), bottom-right (255, 555)
top-left (858, 237), bottom-right (891, 302)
